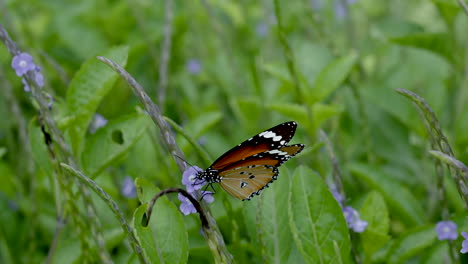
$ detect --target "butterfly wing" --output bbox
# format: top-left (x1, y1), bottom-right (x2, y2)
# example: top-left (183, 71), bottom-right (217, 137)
top-left (219, 165), bottom-right (279, 200)
top-left (217, 144), bottom-right (304, 200)
top-left (209, 121), bottom-right (298, 170)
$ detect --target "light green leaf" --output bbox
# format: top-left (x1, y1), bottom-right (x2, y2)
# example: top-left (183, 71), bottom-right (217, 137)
top-left (312, 103), bottom-right (343, 129)
top-left (386, 226), bottom-right (436, 263)
top-left (82, 114), bottom-right (150, 177)
top-left (307, 52), bottom-right (358, 104)
top-left (348, 163), bottom-right (425, 226)
top-left (266, 103), bottom-right (307, 125)
top-left (133, 181), bottom-right (188, 264)
top-left (66, 46), bottom-right (129, 157)
top-left (360, 191), bottom-right (391, 258)
top-left (258, 169), bottom-right (293, 263)
top-left (184, 112), bottom-right (223, 139)
top-left (289, 166), bottom-right (351, 264)
top-left (390, 33), bottom-right (454, 63)
top-left (135, 177), bottom-right (160, 204)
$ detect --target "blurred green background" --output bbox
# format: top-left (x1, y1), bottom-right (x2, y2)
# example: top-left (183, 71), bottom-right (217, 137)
top-left (1, 0), bottom-right (468, 263)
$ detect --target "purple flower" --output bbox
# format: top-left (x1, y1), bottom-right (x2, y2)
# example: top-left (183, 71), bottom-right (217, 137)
top-left (256, 23), bottom-right (269, 37)
top-left (34, 66), bottom-right (44, 87)
top-left (343, 206), bottom-right (368, 233)
top-left (182, 166), bottom-right (205, 193)
top-left (22, 78), bottom-right (30, 92)
top-left (178, 191), bottom-right (214, 215)
top-left (461, 232), bottom-right (468, 253)
top-left (329, 184), bottom-right (344, 206)
top-left (121, 176), bottom-right (137, 198)
top-left (11, 53), bottom-right (36, 76)
top-left (186, 59), bottom-right (201, 75)
top-left (89, 114), bottom-right (108, 134)
top-left (435, 221), bottom-right (458, 241)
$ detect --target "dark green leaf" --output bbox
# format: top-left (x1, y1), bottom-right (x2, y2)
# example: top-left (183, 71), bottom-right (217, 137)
top-left (289, 166), bottom-right (351, 264)
top-left (348, 163), bottom-right (425, 226)
top-left (390, 33), bottom-right (454, 63)
top-left (66, 46), bottom-right (129, 157)
top-left (82, 114), bottom-right (150, 177)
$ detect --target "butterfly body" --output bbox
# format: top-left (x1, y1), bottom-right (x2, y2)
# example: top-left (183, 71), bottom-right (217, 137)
top-left (196, 121), bottom-right (304, 201)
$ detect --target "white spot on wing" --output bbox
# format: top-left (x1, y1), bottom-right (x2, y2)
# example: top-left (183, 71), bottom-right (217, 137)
top-left (273, 135), bottom-right (282, 141)
top-left (267, 149), bottom-right (288, 156)
top-left (259, 131), bottom-right (276, 139)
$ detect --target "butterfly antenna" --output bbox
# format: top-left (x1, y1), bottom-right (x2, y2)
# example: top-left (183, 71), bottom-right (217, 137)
top-left (174, 155), bottom-right (194, 167)
top-left (199, 183), bottom-right (216, 201)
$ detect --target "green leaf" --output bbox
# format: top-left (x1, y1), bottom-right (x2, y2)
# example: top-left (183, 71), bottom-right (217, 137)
top-left (390, 33), bottom-right (454, 63)
top-left (348, 163), bottom-right (425, 226)
top-left (133, 188), bottom-right (188, 264)
top-left (266, 103), bottom-right (307, 125)
top-left (82, 113), bottom-right (150, 177)
top-left (360, 191), bottom-right (391, 258)
top-left (432, 0), bottom-right (460, 28)
top-left (386, 226), bottom-right (436, 263)
top-left (289, 166), bottom-right (351, 264)
top-left (421, 243), bottom-right (449, 264)
top-left (184, 112), bottom-right (223, 139)
top-left (312, 103), bottom-right (343, 130)
top-left (135, 177), bottom-right (159, 204)
top-left (66, 46), bottom-right (129, 157)
top-left (28, 119), bottom-right (53, 176)
top-left (258, 169), bottom-right (293, 263)
top-left (307, 52), bottom-right (358, 104)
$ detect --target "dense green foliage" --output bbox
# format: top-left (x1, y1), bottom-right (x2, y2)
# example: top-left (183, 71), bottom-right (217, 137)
top-left (1, 0), bottom-right (468, 263)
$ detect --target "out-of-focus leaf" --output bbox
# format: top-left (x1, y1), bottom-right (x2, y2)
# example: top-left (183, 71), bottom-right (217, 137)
top-left (135, 177), bottom-right (159, 204)
top-left (28, 119), bottom-right (53, 176)
top-left (267, 103), bottom-right (307, 125)
top-left (312, 103), bottom-right (343, 129)
top-left (360, 191), bottom-right (391, 258)
top-left (386, 226), bottom-right (436, 263)
top-left (289, 166), bottom-right (351, 264)
top-left (390, 33), bottom-right (454, 63)
top-left (133, 180), bottom-right (188, 264)
top-left (82, 114), bottom-right (149, 177)
top-left (432, 0), bottom-right (460, 28)
top-left (184, 111), bottom-right (223, 139)
top-left (421, 243), bottom-right (449, 264)
top-left (66, 46), bottom-right (128, 157)
top-left (258, 169), bottom-right (292, 263)
top-left (348, 163), bottom-right (425, 226)
top-left (307, 52), bottom-right (358, 104)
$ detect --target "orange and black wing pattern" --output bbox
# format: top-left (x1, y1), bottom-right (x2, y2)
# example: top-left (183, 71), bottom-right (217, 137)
top-left (199, 121), bottom-right (304, 200)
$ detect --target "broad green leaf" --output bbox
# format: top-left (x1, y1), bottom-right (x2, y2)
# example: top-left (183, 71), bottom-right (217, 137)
top-left (312, 103), bottom-right (343, 130)
top-left (289, 166), bottom-right (351, 264)
top-left (348, 163), bottom-right (425, 226)
top-left (390, 33), bottom-right (454, 63)
top-left (267, 103), bottom-right (307, 125)
top-left (386, 226), bottom-right (436, 263)
top-left (28, 119), bottom-right (53, 176)
top-left (360, 191), bottom-right (391, 258)
top-left (133, 185), bottom-right (188, 264)
top-left (307, 52), bottom-right (358, 104)
top-left (258, 169), bottom-right (292, 264)
top-left (432, 0), bottom-right (460, 28)
top-left (66, 46), bottom-right (129, 157)
top-left (82, 114), bottom-right (149, 177)
top-left (136, 177), bottom-right (160, 204)
top-left (421, 243), bottom-right (449, 264)
top-left (184, 111), bottom-right (223, 139)
top-left (0, 148), bottom-right (6, 159)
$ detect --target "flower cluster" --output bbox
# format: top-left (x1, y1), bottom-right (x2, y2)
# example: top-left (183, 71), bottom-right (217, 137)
top-left (11, 52), bottom-right (44, 92)
top-left (434, 220), bottom-right (468, 253)
top-left (330, 184), bottom-right (368, 233)
top-left (179, 166), bottom-right (214, 215)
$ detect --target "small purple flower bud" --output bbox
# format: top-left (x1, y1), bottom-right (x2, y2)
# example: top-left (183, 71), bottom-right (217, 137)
top-left (178, 193), bottom-right (197, 215)
top-left (89, 114), bottom-right (108, 134)
top-left (11, 53), bottom-right (36, 76)
top-left (22, 78), bottom-right (30, 92)
top-left (121, 176), bottom-right (137, 198)
top-left (182, 166), bottom-right (205, 193)
top-left (461, 232), bottom-right (468, 254)
top-left (34, 66), bottom-right (44, 87)
top-left (343, 206), bottom-right (368, 233)
top-left (186, 59), bottom-right (201, 75)
top-left (256, 23), bottom-right (269, 37)
top-left (435, 221), bottom-right (458, 241)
